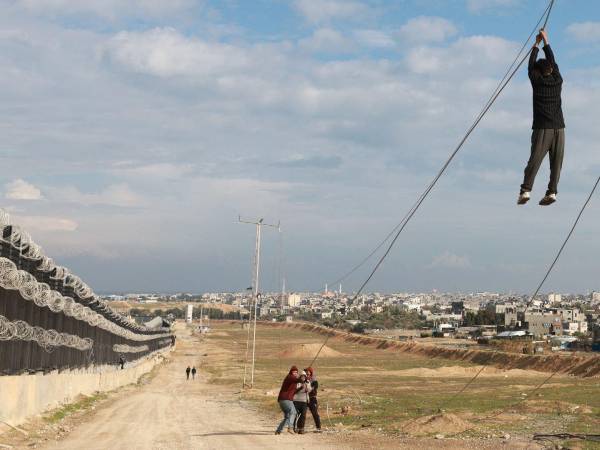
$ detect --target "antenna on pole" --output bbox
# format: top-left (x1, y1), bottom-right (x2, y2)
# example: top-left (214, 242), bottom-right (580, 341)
top-left (238, 216), bottom-right (279, 389)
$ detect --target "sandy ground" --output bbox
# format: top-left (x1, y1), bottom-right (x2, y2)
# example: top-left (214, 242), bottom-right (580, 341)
top-left (2, 324), bottom-right (542, 450)
top-left (36, 325), bottom-right (342, 450)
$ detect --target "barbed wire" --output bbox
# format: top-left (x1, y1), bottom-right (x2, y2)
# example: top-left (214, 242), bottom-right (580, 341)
top-left (0, 314), bottom-right (93, 351)
top-left (113, 344), bottom-right (149, 353)
top-left (0, 257), bottom-right (171, 342)
top-left (0, 208), bottom-right (168, 336)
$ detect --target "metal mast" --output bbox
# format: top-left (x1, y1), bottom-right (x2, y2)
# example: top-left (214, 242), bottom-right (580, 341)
top-left (238, 216), bottom-right (279, 388)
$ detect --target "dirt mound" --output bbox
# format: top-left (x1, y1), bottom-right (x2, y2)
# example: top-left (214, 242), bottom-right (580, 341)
top-left (278, 343), bottom-right (342, 359)
top-left (403, 413), bottom-right (473, 436)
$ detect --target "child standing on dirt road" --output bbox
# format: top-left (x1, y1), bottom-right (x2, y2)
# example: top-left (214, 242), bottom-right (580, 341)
top-left (191, 367), bottom-right (197, 380)
top-left (275, 366), bottom-right (299, 435)
top-left (186, 366), bottom-right (191, 380)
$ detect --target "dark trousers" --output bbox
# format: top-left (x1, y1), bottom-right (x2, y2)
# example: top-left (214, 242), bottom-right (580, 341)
top-left (521, 128), bottom-right (565, 195)
top-left (308, 398), bottom-right (321, 430)
top-left (293, 401), bottom-right (308, 431)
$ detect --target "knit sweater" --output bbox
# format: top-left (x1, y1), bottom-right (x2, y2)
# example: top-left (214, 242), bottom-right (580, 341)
top-left (278, 372), bottom-right (299, 401)
top-left (528, 45), bottom-right (565, 129)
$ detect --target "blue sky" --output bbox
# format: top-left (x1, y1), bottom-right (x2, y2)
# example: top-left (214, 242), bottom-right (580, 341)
top-left (1, 0), bottom-right (599, 294)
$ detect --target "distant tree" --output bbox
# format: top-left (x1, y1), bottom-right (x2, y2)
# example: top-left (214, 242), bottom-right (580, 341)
top-left (351, 323), bottom-right (366, 334)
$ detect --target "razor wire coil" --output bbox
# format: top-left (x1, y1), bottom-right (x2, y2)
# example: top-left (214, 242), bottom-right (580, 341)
top-left (0, 314), bottom-right (93, 351)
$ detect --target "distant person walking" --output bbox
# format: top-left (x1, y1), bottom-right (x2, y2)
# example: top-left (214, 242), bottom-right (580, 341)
top-left (191, 367), bottom-right (197, 380)
top-left (305, 367), bottom-right (322, 432)
top-left (293, 371), bottom-right (312, 434)
top-left (186, 366), bottom-right (191, 380)
top-left (275, 366), bottom-right (299, 435)
top-left (119, 356), bottom-right (125, 370)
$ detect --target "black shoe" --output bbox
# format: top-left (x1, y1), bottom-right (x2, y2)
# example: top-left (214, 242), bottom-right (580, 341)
top-left (539, 193), bottom-right (556, 206)
top-left (517, 191), bottom-right (530, 205)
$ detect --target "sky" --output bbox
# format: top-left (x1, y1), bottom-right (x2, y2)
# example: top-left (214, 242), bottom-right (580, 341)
top-left (1, 0), bottom-right (599, 294)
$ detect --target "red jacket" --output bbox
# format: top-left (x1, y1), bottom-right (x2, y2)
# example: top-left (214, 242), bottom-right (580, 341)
top-left (277, 371), bottom-right (299, 401)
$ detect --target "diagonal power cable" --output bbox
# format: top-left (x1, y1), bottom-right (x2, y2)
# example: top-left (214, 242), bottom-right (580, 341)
top-left (443, 174), bottom-right (599, 430)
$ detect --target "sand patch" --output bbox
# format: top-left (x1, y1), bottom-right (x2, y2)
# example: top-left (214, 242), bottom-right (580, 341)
top-left (402, 413), bottom-right (473, 435)
top-left (278, 343), bottom-right (343, 359)
top-left (375, 366), bottom-right (553, 378)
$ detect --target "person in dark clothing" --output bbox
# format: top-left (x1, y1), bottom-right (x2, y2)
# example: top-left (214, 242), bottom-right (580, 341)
top-left (119, 355), bottom-right (125, 370)
top-left (305, 367), bottom-right (322, 431)
top-left (293, 371), bottom-right (312, 434)
top-left (191, 366), bottom-right (197, 380)
top-left (519, 29), bottom-right (565, 206)
top-left (275, 366), bottom-right (299, 435)
top-left (185, 366), bottom-right (191, 380)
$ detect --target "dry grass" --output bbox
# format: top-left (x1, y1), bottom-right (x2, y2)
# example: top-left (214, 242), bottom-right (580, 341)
top-left (202, 321), bottom-right (600, 441)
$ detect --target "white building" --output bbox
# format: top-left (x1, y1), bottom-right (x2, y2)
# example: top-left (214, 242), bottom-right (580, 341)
top-left (548, 293), bottom-right (562, 303)
top-left (563, 321), bottom-right (588, 335)
top-left (286, 293), bottom-right (302, 307)
top-left (186, 304), bottom-right (193, 323)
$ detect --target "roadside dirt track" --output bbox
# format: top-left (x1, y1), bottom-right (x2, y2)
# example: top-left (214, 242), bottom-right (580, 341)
top-left (40, 325), bottom-right (342, 450)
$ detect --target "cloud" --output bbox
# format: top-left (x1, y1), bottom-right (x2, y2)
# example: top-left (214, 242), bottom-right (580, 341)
top-left (299, 28), bottom-right (350, 53)
top-left (272, 155), bottom-right (342, 169)
top-left (104, 28), bottom-right (251, 78)
top-left (14, 215), bottom-right (78, 232)
top-left (466, 0), bottom-right (522, 13)
top-left (14, 0), bottom-right (195, 20)
top-left (354, 29), bottom-right (395, 48)
top-left (112, 163), bottom-right (195, 180)
top-left (3, 3), bottom-right (600, 292)
top-left (566, 22), bottom-right (600, 43)
top-left (428, 252), bottom-right (472, 269)
top-left (51, 184), bottom-right (143, 207)
top-left (293, 0), bottom-right (369, 24)
top-left (5, 179), bottom-right (43, 200)
top-left (405, 35), bottom-right (517, 74)
top-left (399, 16), bottom-right (458, 44)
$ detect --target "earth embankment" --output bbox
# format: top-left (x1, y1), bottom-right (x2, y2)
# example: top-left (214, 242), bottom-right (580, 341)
top-left (261, 321), bottom-right (600, 377)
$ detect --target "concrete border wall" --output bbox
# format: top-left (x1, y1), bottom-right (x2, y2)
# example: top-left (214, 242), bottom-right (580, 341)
top-left (0, 348), bottom-right (171, 426)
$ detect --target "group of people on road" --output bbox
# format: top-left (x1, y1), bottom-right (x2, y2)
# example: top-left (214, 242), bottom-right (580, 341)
top-left (185, 365), bottom-right (197, 380)
top-left (276, 366), bottom-right (321, 435)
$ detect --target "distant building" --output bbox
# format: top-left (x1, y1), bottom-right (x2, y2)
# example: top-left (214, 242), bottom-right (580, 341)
top-left (286, 293), bottom-right (302, 307)
top-left (548, 293), bottom-right (562, 303)
top-left (524, 312), bottom-right (563, 337)
top-left (186, 304), bottom-right (193, 323)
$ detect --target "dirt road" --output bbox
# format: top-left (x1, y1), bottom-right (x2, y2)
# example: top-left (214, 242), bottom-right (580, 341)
top-left (40, 325), bottom-right (342, 450)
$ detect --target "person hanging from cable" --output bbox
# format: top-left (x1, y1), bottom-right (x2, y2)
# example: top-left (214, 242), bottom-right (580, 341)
top-left (518, 28), bottom-right (565, 206)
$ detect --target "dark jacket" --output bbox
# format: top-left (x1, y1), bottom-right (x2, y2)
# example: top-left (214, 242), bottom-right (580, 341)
top-left (309, 379), bottom-right (319, 400)
top-left (528, 44), bottom-right (565, 129)
top-left (277, 370), bottom-right (299, 401)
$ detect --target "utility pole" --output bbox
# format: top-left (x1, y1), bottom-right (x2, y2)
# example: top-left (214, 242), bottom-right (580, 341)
top-left (238, 216), bottom-right (279, 388)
